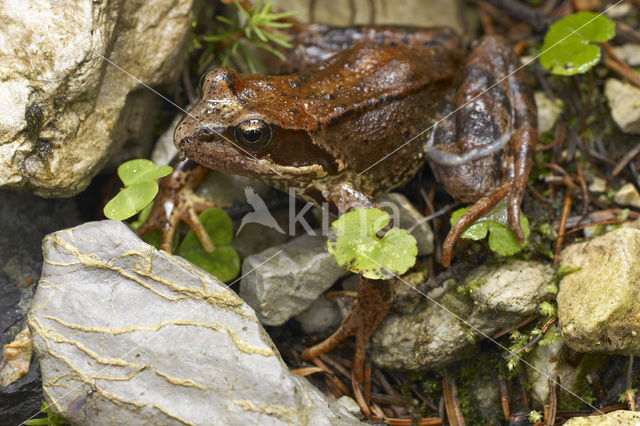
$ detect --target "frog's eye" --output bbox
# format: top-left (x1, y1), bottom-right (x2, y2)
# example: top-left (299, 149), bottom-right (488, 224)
top-left (233, 119), bottom-right (273, 149)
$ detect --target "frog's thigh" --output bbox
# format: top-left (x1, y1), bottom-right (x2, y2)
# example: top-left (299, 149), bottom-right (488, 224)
top-left (456, 35), bottom-right (517, 147)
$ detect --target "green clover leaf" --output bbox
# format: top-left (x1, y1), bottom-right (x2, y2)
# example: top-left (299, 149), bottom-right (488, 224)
top-left (540, 11), bottom-right (615, 76)
top-left (103, 181), bottom-right (158, 221)
top-left (177, 208), bottom-right (240, 282)
top-left (117, 159), bottom-right (173, 186)
top-left (450, 200), bottom-right (530, 257)
top-left (104, 159), bottom-right (173, 221)
top-left (328, 208), bottom-right (417, 280)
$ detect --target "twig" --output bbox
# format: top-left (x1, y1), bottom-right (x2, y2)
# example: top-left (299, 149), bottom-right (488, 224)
top-left (478, 1), bottom-right (496, 35)
top-left (480, 0), bottom-right (551, 31)
top-left (613, 143), bottom-right (640, 177)
top-left (499, 378), bottom-right (510, 421)
top-left (351, 367), bottom-right (371, 417)
top-left (554, 192), bottom-right (572, 266)
top-left (442, 372), bottom-right (466, 426)
top-left (627, 355), bottom-right (634, 394)
top-left (536, 122), bottom-right (567, 153)
top-left (519, 368), bottom-right (532, 410)
top-left (565, 219), bottom-right (633, 235)
top-left (547, 378), bottom-right (558, 426)
top-left (370, 416), bottom-right (443, 425)
top-left (311, 357), bottom-right (350, 396)
top-left (291, 366), bottom-right (327, 376)
top-left (575, 161), bottom-right (589, 221)
top-left (504, 317), bottom-right (557, 360)
top-left (493, 314), bottom-right (539, 339)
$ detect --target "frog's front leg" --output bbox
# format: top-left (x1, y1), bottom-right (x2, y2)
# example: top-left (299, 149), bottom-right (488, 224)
top-left (137, 157), bottom-right (225, 253)
top-left (300, 182), bottom-right (395, 381)
top-left (427, 35), bottom-right (537, 266)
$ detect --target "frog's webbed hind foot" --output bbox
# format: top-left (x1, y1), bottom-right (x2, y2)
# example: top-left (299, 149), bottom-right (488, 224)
top-left (301, 276), bottom-right (397, 382)
top-left (441, 183), bottom-right (510, 267)
top-left (136, 158), bottom-right (226, 254)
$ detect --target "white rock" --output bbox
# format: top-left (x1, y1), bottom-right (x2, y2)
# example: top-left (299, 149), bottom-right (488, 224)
top-left (534, 91), bottom-right (564, 134)
top-left (558, 228), bottom-right (640, 355)
top-left (563, 410), bottom-right (640, 425)
top-left (336, 396), bottom-right (361, 417)
top-left (588, 177), bottom-right (607, 194)
top-left (29, 221), bottom-right (360, 425)
top-left (612, 44), bottom-right (640, 67)
top-left (614, 183), bottom-right (640, 209)
top-left (525, 336), bottom-right (606, 408)
top-left (0, 0), bottom-right (193, 196)
top-left (605, 79), bottom-right (640, 134)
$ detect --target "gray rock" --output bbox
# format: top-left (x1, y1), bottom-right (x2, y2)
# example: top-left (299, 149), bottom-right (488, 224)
top-left (371, 260), bottom-right (554, 370)
top-left (295, 296), bottom-right (342, 335)
top-left (605, 79), bottom-right (640, 134)
top-left (0, 0), bottom-right (193, 197)
top-left (525, 335), bottom-right (606, 409)
top-left (558, 228), bottom-right (640, 355)
top-left (269, 0), bottom-right (465, 33)
top-left (0, 190), bottom-right (81, 422)
top-left (563, 410), bottom-right (640, 425)
top-left (535, 91), bottom-right (564, 134)
top-left (28, 221), bottom-right (360, 425)
top-left (379, 193), bottom-right (434, 256)
top-left (240, 235), bottom-right (350, 326)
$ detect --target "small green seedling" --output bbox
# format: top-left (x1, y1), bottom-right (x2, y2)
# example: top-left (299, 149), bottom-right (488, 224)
top-left (202, 0), bottom-right (297, 73)
top-left (103, 159), bottom-right (173, 221)
top-left (528, 410), bottom-right (543, 423)
top-left (540, 11), bottom-right (616, 75)
top-left (538, 301), bottom-right (557, 318)
top-left (23, 401), bottom-right (69, 425)
top-left (144, 208), bottom-right (241, 282)
top-left (328, 208), bottom-right (417, 280)
top-left (450, 200), bottom-right (530, 257)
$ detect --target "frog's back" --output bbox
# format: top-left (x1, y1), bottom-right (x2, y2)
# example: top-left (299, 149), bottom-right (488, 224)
top-left (233, 44), bottom-right (457, 194)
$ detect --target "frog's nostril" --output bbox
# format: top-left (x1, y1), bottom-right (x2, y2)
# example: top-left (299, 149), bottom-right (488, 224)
top-left (195, 126), bottom-right (215, 140)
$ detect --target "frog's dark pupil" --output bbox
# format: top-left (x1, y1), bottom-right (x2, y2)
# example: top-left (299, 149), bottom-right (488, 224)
top-left (234, 119), bottom-right (273, 149)
top-left (243, 129), bottom-right (262, 143)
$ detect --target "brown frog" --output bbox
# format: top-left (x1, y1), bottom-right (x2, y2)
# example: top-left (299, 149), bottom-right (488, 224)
top-left (140, 24), bottom-right (537, 382)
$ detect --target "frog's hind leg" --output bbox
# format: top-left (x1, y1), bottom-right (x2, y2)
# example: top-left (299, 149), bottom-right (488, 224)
top-left (437, 35), bottom-right (537, 266)
top-left (301, 276), bottom-right (397, 382)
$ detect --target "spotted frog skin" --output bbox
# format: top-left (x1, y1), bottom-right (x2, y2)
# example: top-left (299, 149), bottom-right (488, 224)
top-left (144, 24), bottom-right (537, 383)
top-left (174, 25), bottom-right (537, 266)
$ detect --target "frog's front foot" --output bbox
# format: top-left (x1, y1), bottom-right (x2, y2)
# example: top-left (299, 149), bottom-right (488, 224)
top-left (136, 158), bottom-right (226, 253)
top-left (301, 276), bottom-right (397, 382)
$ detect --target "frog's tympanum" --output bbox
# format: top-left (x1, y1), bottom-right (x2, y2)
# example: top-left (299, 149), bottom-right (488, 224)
top-left (140, 25), bottom-right (537, 383)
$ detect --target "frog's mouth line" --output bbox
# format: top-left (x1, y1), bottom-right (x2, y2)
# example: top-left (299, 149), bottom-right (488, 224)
top-left (176, 135), bottom-right (328, 180)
